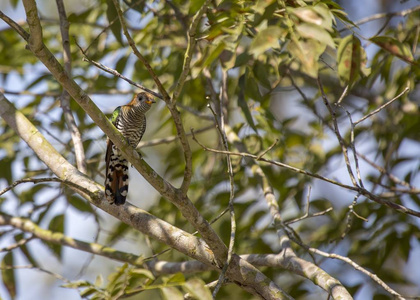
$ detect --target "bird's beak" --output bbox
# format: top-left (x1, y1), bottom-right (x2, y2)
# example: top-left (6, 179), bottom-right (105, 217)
top-left (146, 99), bottom-right (156, 105)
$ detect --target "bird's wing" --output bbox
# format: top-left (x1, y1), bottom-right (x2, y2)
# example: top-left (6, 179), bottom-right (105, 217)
top-left (105, 106), bottom-right (121, 174)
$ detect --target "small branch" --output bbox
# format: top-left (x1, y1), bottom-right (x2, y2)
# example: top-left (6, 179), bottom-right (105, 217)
top-left (56, 0), bottom-right (87, 174)
top-left (0, 264), bottom-right (71, 284)
top-left (0, 212), bottom-right (144, 266)
top-left (341, 5), bottom-right (420, 31)
top-left (256, 139), bottom-right (279, 160)
top-left (285, 187), bottom-right (333, 225)
top-left (111, 0), bottom-right (170, 101)
top-left (172, 0), bottom-right (211, 104)
top-left (336, 85), bottom-right (349, 104)
top-left (304, 245), bottom-right (405, 300)
top-left (137, 125), bottom-right (213, 148)
top-left (0, 177), bottom-right (64, 196)
top-left (0, 236), bottom-right (34, 252)
top-left (84, 0), bottom-right (145, 52)
top-left (76, 44), bottom-right (162, 99)
top-left (354, 86), bottom-right (410, 125)
top-left (345, 110), bottom-right (364, 188)
top-left (208, 71), bottom-right (236, 298)
top-left (318, 77), bottom-right (358, 187)
top-left (192, 131), bottom-right (358, 191)
top-left (0, 11), bottom-right (30, 41)
top-left (191, 132), bottom-right (420, 218)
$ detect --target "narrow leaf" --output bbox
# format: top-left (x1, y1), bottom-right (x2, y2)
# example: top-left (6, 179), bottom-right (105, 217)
top-left (370, 36), bottom-right (416, 65)
top-left (337, 35), bottom-right (367, 86)
top-left (238, 74), bottom-right (258, 134)
top-left (183, 278), bottom-right (212, 300)
top-left (160, 287), bottom-right (184, 300)
top-left (106, 0), bottom-right (124, 47)
top-left (1, 252), bottom-right (16, 299)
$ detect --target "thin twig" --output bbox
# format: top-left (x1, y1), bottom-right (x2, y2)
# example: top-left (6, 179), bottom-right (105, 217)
top-left (336, 85), bottom-right (349, 104)
top-left (191, 132), bottom-right (420, 218)
top-left (56, 0), bottom-right (87, 174)
top-left (137, 125), bottom-right (213, 148)
top-left (318, 78), bottom-right (358, 187)
top-left (76, 43), bottom-right (162, 99)
top-left (354, 86), bottom-right (410, 125)
top-left (305, 246), bottom-right (405, 299)
top-left (172, 0), bottom-right (211, 104)
top-left (0, 11), bottom-right (30, 40)
top-left (207, 73), bottom-right (236, 298)
top-left (256, 139), bottom-right (279, 160)
top-left (0, 264), bottom-right (72, 284)
top-left (111, 0), bottom-right (170, 101)
top-left (285, 187), bottom-right (333, 225)
top-left (0, 177), bottom-right (64, 196)
top-left (340, 5), bottom-right (420, 32)
top-left (344, 109), bottom-right (364, 188)
top-left (0, 236), bottom-right (34, 252)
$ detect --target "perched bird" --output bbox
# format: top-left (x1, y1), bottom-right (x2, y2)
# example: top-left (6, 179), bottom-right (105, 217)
top-left (105, 92), bottom-right (155, 205)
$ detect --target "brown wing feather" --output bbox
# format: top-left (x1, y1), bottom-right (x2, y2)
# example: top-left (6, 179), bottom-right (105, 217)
top-left (105, 138), bottom-right (113, 174)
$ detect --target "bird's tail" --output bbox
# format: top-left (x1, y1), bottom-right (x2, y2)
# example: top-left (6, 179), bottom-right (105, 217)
top-left (105, 159), bottom-right (129, 205)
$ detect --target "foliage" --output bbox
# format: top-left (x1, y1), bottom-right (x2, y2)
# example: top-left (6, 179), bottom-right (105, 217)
top-left (0, 0), bottom-right (419, 299)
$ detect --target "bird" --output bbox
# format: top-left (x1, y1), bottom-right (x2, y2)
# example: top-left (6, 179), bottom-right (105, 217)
top-left (104, 92), bottom-right (155, 205)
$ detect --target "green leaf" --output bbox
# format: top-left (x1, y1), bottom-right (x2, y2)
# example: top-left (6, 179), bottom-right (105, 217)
top-left (370, 36), bottom-right (416, 65)
top-left (1, 252), bottom-right (16, 299)
top-left (253, 0), bottom-right (277, 26)
top-left (47, 214), bottom-right (65, 259)
top-left (160, 286), bottom-right (184, 300)
top-left (130, 269), bottom-right (155, 280)
top-left (69, 195), bottom-right (93, 213)
top-left (296, 23), bottom-right (335, 48)
top-left (183, 278), bottom-right (212, 300)
top-left (288, 38), bottom-right (325, 78)
top-left (249, 26), bottom-right (286, 58)
top-left (106, 221), bottom-right (131, 245)
top-left (291, 4), bottom-right (333, 31)
top-left (238, 74), bottom-right (258, 134)
top-left (163, 273), bottom-right (185, 285)
top-left (106, 0), bottom-right (124, 47)
top-left (189, 0), bottom-right (206, 14)
top-left (337, 35), bottom-right (368, 86)
top-left (10, 0), bottom-right (19, 8)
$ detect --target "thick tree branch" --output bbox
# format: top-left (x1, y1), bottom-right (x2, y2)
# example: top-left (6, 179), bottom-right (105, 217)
top-left (0, 213), bottom-right (144, 266)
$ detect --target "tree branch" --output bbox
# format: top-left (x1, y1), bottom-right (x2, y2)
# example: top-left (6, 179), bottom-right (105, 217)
top-left (208, 73), bottom-right (236, 298)
top-left (172, 0), bottom-right (210, 104)
top-left (0, 213), bottom-right (144, 266)
top-left (56, 0), bottom-right (87, 174)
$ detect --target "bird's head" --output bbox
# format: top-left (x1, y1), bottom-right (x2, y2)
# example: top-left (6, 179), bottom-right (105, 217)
top-left (131, 92), bottom-right (156, 108)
